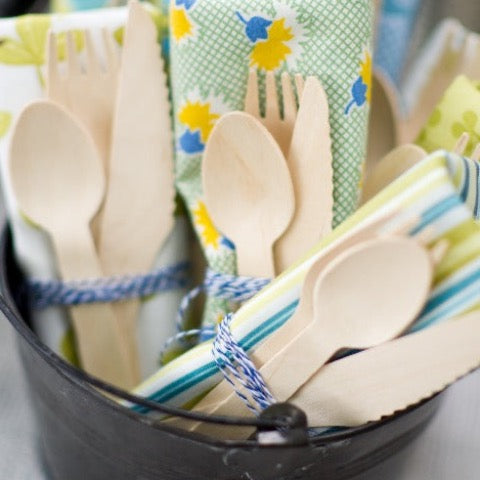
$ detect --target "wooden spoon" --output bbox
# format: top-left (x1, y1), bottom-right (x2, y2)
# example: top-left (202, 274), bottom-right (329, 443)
top-left (258, 235), bottom-right (434, 402)
top-left (361, 144), bottom-right (427, 204)
top-left (9, 100), bottom-right (135, 389)
top-left (203, 112), bottom-right (295, 278)
top-left (366, 71), bottom-right (403, 176)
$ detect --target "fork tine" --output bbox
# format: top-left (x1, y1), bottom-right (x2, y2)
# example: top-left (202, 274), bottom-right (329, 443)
top-left (454, 132), bottom-right (470, 156)
top-left (84, 30), bottom-right (101, 74)
top-left (46, 31), bottom-right (59, 85)
top-left (472, 143), bottom-right (480, 162)
top-left (430, 239), bottom-right (449, 266)
top-left (281, 72), bottom-right (297, 125)
top-left (245, 69), bottom-right (260, 118)
top-left (265, 71), bottom-right (280, 121)
top-left (66, 31), bottom-right (81, 76)
top-left (102, 28), bottom-right (119, 73)
top-left (295, 75), bottom-right (305, 100)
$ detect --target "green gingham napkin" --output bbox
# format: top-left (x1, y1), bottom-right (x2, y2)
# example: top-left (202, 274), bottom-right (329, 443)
top-left (170, 0), bottom-right (375, 325)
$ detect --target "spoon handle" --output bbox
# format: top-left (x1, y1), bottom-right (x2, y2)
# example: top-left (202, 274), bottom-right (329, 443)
top-left (51, 226), bottom-right (137, 389)
top-left (259, 322), bottom-right (335, 401)
top-left (235, 239), bottom-right (276, 278)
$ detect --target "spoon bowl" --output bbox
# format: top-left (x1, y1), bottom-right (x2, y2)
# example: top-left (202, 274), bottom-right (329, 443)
top-left (203, 111), bottom-right (295, 278)
top-left (10, 101), bottom-right (105, 231)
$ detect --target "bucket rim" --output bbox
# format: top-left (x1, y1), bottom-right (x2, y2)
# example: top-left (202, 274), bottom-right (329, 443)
top-left (0, 223), bottom-right (441, 449)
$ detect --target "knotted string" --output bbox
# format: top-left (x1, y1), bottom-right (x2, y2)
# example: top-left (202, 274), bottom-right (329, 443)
top-left (213, 313), bottom-right (276, 415)
top-left (162, 269), bottom-right (274, 413)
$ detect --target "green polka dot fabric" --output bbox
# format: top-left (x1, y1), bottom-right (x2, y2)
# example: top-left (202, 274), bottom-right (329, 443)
top-left (169, 0), bottom-right (374, 325)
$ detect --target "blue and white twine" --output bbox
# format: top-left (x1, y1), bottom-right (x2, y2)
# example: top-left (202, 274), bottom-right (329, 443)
top-left (213, 313), bottom-right (276, 415)
top-left (167, 268), bottom-right (271, 347)
top-left (161, 269), bottom-right (274, 413)
top-left (27, 261), bottom-right (191, 309)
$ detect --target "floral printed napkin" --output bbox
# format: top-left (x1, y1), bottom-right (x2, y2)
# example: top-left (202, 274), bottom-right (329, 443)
top-left (169, 0), bottom-right (375, 325)
top-left (0, 6), bottom-right (188, 379)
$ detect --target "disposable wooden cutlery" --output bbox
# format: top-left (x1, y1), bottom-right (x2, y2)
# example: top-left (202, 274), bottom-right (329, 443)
top-left (288, 310), bottom-right (480, 428)
top-left (186, 234), bottom-right (448, 438)
top-left (98, 0), bottom-right (175, 382)
top-left (9, 100), bottom-right (135, 389)
top-left (257, 235), bottom-right (442, 403)
top-left (245, 69), bottom-right (304, 156)
top-left (203, 112), bottom-right (295, 278)
top-left (47, 27), bottom-right (119, 178)
top-left (366, 71), bottom-right (403, 174)
top-left (361, 144), bottom-right (427, 204)
top-left (245, 72), bottom-right (334, 272)
top-left (186, 308), bottom-right (480, 440)
top-left (165, 211), bottom-right (399, 432)
top-left (274, 76), bottom-right (333, 271)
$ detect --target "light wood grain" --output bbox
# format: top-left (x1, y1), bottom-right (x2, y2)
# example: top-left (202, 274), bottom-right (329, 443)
top-left (202, 112), bottom-right (295, 278)
top-left (8, 101), bottom-right (135, 388)
top-left (275, 77), bottom-right (333, 272)
top-left (98, 0), bottom-right (175, 383)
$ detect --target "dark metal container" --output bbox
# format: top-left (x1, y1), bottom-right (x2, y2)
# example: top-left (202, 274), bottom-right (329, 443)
top-left (0, 226), bottom-right (442, 480)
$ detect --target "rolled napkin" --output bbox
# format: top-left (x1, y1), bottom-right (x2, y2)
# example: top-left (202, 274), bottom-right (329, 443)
top-left (0, 7), bottom-right (189, 380)
top-left (374, 0), bottom-right (422, 84)
top-left (132, 149), bottom-right (480, 415)
top-left (416, 76), bottom-right (480, 157)
top-left (170, 0), bottom-right (375, 325)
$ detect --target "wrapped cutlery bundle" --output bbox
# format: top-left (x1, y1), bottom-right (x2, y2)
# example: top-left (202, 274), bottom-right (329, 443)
top-left (169, 0), bottom-right (375, 326)
top-left (133, 149), bottom-right (480, 433)
top-left (0, 4), bottom-right (190, 387)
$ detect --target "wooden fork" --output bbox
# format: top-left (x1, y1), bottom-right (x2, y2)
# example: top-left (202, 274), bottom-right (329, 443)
top-left (244, 69), bottom-right (304, 156)
top-left (46, 29), bottom-right (119, 177)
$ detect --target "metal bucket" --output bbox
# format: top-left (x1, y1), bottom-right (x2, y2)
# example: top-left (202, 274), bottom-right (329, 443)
top-left (0, 226), bottom-right (442, 480)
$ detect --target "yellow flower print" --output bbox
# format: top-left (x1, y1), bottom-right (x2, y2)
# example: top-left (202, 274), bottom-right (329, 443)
top-left (178, 101), bottom-right (220, 154)
top-left (193, 200), bottom-right (221, 250)
top-left (171, 7), bottom-right (194, 43)
top-left (250, 19), bottom-right (293, 71)
top-left (179, 101), bottom-right (219, 142)
top-left (345, 47), bottom-right (372, 115)
top-left (0, 112), bottom-right (12, 138)
top-left (359, 50), bottom-right (372, 104)
top-left (237, 5), bottom-right (305, 72)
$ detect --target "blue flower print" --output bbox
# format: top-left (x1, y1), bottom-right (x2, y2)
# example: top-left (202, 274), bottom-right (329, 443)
top-left (345, 77), bottom-right (367, 115)
top-left (179, 130), bottom-right (204, 154)
top-left (176, 0), bottom-right (196, 10)
top-left (236, 12), bottom-right (272, 43)
top-left (221, 237), bottom-right (235, 250)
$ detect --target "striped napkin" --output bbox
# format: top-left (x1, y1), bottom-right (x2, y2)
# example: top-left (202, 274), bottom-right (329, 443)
top-left (169, 0), bottom-right (375, 325)
top-left (132, 149), bottom-right (480, 414)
